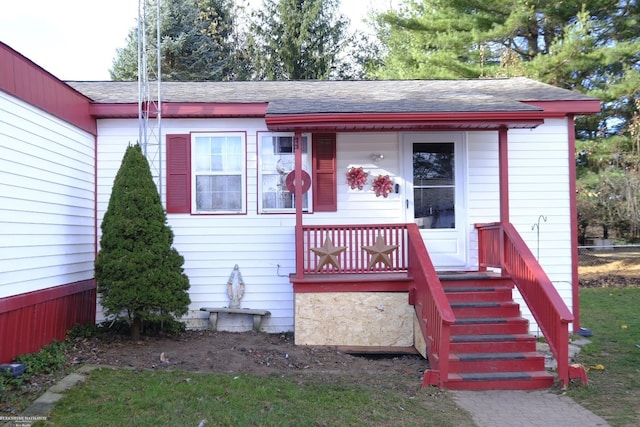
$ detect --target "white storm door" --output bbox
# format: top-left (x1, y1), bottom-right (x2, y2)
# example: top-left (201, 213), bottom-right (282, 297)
top-left (403, 133), bottom-right (467, 269)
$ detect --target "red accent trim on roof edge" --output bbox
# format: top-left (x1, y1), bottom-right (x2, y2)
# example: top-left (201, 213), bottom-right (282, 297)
top-left (164, 103), bottom-right (268, 117)
top-left (88, 102), bottom-right (268, 118)
top-left (0, 43), bottom-right (96, 135)
top-left (524, 100), bottom-right (601, 114)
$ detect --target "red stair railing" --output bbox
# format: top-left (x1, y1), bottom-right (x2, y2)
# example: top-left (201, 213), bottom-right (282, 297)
top-left (476, 222), bottom-right (574, 387)
top-left (406, 223), bottom-right (455, 388)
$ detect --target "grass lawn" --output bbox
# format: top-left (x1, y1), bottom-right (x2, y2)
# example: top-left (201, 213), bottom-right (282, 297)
top-left (38, 369), bottom-right (473, 427)
top-left (567, 286), bottom-right (640, 426)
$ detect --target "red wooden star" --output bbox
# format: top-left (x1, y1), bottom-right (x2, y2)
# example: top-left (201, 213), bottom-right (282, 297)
top-left (362, 235), bottom-right (399, 269)
top-left (311, 236), bottom-right (347, 271)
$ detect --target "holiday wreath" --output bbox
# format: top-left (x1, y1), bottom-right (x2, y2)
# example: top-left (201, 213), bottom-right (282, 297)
top-left (346, 166), bottom-right (368, 190)
top-left (371, 174), bottom-right (394, 198)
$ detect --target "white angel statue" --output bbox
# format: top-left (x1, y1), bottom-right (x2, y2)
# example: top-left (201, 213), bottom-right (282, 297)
top-left (226, 264), bottom-right (245, 309)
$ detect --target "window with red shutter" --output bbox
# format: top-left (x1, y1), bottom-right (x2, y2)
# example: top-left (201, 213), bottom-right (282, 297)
top-left (166, 134), bottom-right (191, 213)
top-left (312, 133), bottom-right (337, 212)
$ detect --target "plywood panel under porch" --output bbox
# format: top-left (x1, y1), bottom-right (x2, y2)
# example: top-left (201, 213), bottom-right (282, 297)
top-left (294, 291), bottom-right (417, 351)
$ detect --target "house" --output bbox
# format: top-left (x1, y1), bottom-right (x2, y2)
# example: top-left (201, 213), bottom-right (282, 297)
top-left (0, 41), bottom-right (601, 389)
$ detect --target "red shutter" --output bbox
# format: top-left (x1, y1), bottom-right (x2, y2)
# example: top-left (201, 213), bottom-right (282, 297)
top-left (166, 134), bottom-right (191, 213)
top-left (312, 133), bottom-right (337, 212)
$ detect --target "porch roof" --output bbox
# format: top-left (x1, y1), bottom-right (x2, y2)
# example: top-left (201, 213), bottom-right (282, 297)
top-left (67, 78), bottom-right (600, 131)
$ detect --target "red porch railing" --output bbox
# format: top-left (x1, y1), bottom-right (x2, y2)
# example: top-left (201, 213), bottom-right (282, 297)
top-left (300, 223), bottom-right (409, 274)
top-left (406, 223), bottom-right (455, 388)
top-left (476, 222), bottom-right (574, 387)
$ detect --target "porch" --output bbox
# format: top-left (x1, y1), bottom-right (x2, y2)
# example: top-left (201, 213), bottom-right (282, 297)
top-left (290, 222), bottom-right (580, 390)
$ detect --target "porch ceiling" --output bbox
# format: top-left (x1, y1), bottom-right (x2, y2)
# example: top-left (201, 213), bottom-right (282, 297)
top-left (264, 112), bottom-right (546, 132)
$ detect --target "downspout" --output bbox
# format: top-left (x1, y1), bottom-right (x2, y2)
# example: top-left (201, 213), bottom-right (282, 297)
top-left (294, 132), bottom-right (304, 279)
top-left (498, 127), bottom-right (510, 224)
top-left (568, 115), bottom-right (580, 332)
top-left (93, 133), bottom-right (99, 318)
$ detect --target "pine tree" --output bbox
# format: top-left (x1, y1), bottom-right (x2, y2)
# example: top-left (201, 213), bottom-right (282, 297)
top-left (110, 0), bottom-right (247, 81)
top-left (95, 144), bottom-right (190, 340)
top-left (245, 0), bottom-right (350, 80)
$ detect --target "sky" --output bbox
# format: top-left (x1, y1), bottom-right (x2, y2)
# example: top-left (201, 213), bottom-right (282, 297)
top-left (0, 0), bottom-right (396, 81)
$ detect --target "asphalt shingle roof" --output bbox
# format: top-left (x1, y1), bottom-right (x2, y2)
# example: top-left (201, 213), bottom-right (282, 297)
top-left (66, 78), bottom-right (598, 115)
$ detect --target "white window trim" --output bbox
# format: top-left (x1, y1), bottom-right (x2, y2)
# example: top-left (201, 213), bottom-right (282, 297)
top-left (191, 132), bottom-right (246, 214)
top-left (258, 132), bottom-right (313, 214)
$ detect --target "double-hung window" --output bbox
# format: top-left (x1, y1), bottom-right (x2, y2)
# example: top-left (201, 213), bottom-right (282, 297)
top-left (192, 133), bottom-right (245, 213)
top-left (258, 133), bottom-right (311, 213)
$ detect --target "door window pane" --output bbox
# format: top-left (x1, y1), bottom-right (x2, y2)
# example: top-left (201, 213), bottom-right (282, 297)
top-left (413, 143), bottom-right (455, 229)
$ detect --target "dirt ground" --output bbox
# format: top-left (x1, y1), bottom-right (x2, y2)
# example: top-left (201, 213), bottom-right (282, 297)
top-left (2, 330), bottom-right (427, 416)
top-left (578, 251), bottom-right (640, 287)
top-left (67, 250), bottom-right (638, 377)
top-left (64, 330), bottom-right (427, 382)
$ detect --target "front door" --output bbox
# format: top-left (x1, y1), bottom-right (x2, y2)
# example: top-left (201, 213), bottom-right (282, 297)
top-left (403, 133), bottom-right (467, 268)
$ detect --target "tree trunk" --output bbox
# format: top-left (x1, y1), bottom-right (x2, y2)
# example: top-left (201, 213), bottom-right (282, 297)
top-left (131, 316), bottom-right (142, 341)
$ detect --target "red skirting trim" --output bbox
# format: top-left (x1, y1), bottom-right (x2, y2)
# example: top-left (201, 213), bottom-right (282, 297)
top-left (291, 273), bottom-right (412, 293)
top-left (0, 279), bottom-right (96, 363)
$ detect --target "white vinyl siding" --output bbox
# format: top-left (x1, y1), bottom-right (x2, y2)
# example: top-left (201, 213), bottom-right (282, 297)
top-left (331, 132), bottom-right (403, 224)
top-left (508, 120), bottom-right (573, 327)
top-left (0, 91), bottom-right (95, 299)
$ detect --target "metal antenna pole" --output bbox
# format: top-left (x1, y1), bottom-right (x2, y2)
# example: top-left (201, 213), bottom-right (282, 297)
top-left (156, 0), bottom-right (162, 198)
top-left (138, 0), bottom-right (162, 197)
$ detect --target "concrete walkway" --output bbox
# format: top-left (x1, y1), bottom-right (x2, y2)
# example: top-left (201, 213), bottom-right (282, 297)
top-left (452, 389), bottom-right (610, 427)
top-left (450, 336), bottom-right (610, 427)
top-left (2, 365), bottom-right (97, 427)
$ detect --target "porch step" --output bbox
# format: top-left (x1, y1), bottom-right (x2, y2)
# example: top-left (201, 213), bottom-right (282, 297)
top-left (444, 286), bottom-right (514, 302)
top-left (449, 352), bottom-right (545, 373)
top-left (451, 317), bottom-right (530, 335)
top-left (450, 301), bottom-right (521, 318)
top-left (450, 334), bottom-right (537, 353)
top-left (445, 371), bottom-right (555, 391)
top-left (438, 276), bottom-right (514, 288)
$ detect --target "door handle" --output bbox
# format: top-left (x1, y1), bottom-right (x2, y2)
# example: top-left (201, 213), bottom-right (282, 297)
top-left (406, 199), bottom-right (409, 209)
